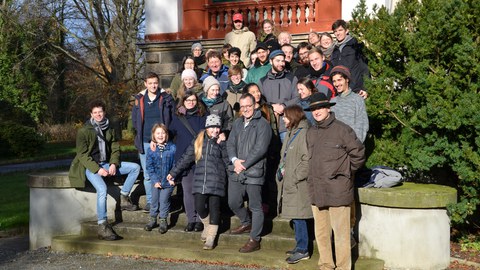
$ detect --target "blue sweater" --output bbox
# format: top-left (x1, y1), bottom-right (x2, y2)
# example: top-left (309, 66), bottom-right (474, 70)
top-left (146, 141), bottom-right (176, 187)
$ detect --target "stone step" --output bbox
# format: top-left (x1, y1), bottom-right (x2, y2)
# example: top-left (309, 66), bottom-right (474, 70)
top-left (120, 210), bottom-right (296, 237)
top-left (52, 234), bottom-right (384, 270)
top-left (79, 221), bottom-right (296, 250)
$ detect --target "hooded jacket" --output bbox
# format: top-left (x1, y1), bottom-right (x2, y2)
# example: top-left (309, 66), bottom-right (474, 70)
top-left (331, 35), bottom-right (370, 93)
top-left (225, 27), bottom-right (257, 67)
top-left (306, 112), bottom-right (365, 208)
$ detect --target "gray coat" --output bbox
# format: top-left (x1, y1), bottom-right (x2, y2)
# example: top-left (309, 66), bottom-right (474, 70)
top-left (227, 109), bottom-right (272, 185)
top-left (277, 119), bottom-right (313, 219)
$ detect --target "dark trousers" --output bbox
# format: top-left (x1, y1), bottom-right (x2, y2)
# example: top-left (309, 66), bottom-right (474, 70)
top-left (228, 180), bottom-right (263, 241)
top-left (180, 170), bottom-right (198, 223)
top-left (194, 193), bottom-right (221, 225)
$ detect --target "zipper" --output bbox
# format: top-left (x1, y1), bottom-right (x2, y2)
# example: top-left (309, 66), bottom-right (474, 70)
top-left (203, 139), bottom-right (209, 194)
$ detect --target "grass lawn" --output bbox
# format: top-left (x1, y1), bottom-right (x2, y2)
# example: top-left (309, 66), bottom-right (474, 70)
top-left (0, 172), bottom-right (29, 231)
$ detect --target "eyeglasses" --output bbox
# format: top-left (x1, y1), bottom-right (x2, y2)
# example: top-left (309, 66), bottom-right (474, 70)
top-left (240, 104), bottom-right (254, 109)
top-left (185, 98), bottom-right (197, 103)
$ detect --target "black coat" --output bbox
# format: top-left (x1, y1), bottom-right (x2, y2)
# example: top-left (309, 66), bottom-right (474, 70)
top-left (169, 133), bottom-right (229, 197)
top-left (331, 36), bottom-right (370, 93)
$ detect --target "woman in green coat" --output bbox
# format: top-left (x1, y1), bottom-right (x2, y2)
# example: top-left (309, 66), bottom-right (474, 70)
top-left (277, 105), bottom-right (313, 264)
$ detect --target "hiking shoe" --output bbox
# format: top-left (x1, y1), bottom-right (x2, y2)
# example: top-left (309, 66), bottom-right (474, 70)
top-left (159, 218), bottom-right (168, 234)
top-left (144, 217), bottom-right (157, 231)
top-left (142, 203), bottom-right (150, 213)
top-left (98, 223), bottom-right (120, 241)
top-left (184, 222), bottom-right (195, 232)
top-left (120, 195), bottom-right (138, 211)
top-left (285, 248), bottom-right (297, 255)
top-left (286, 251), bottom-right (310, 264)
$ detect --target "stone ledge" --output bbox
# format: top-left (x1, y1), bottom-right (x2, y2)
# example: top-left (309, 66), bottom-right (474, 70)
top-left (358, 182), bottom-right (457, 208)
top-left (28, 171), bottom-right (72, 188)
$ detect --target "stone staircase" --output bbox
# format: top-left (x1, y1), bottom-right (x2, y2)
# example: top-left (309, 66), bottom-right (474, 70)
top-left (51, 195), bottom-right (384, 270)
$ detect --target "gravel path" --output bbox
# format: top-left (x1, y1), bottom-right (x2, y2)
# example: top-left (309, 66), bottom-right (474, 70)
top-left (0, 236), bottom-right (268, 270)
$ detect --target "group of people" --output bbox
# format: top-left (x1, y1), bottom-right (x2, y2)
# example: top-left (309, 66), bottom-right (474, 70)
top-left (69, 15), bottom-right (370, 270)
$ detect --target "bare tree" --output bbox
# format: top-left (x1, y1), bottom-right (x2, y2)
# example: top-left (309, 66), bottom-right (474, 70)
top-left (48, 0), bottom-right (145, 117)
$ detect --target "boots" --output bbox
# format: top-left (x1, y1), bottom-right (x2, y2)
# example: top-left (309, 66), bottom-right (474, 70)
top-left (120, 194), bottom-right (138, 211)
top-left (144, 217), bottom-right (157, 231)
top-left (98, 222), bottom-right (120, 241)
top-left (200, 215), bottom-right (210, 242)
top-left (159, 218), bottom-right (168, 234)
top-left (203, 224), bottom-right (218, 250)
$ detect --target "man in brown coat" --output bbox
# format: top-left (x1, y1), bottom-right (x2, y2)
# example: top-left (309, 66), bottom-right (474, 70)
top-left (306, 92), bottom-right (365, 270)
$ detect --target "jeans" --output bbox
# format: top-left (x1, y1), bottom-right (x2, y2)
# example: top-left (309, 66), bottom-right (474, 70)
top-left (292, 219), bottom-right (309, 253)
top-left (138, 142), bottom-right (152, 204)
top-left (150, 186), bottom-right (174, 219)
top-left (228, 180), bottom-right (263, 241)
top-left (86, 161), bottom-right (140, 224)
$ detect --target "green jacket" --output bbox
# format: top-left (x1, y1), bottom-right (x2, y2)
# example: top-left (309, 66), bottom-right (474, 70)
top-left (245, 62), bottom-right (271, 85)
top-left (68, 121), bottom-right (120, 188)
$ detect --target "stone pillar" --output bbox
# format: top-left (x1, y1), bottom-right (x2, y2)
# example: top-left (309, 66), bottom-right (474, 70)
top-left (357, 182), bottom-right (457, 270)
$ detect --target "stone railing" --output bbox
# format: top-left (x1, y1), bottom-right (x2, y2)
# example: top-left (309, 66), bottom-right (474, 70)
top-left (145, 0), bottom-right (339, 42)
top-left (205, 0), bottom-right (332, 38)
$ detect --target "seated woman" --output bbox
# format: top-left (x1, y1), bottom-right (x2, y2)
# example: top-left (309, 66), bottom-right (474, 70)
top-left (173, 69), bottom-right (202, 102)
top-left (200, 76), bottom-right (234, 141)
top-left (170, 55), bottom-right (203, 98)
top-left (319, 32), bottom-right (335, 61)
top-left (258, 19), bottom-right (278, 44)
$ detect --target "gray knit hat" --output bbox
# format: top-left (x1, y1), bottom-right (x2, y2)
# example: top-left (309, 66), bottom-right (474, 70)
top-left (202, 76), bottom-right (220, 93)
top-left (181, 69), bottom-right (197, 80)
top-left (205, 114), bottom-right (221, 128)
top-left (191, 42), bottom-right (203, 52)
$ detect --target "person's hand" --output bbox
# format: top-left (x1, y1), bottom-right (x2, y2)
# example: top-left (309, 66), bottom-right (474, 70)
top-left (150, 141), bottom-right (156, 151)
top-left (167, 179), bottom-right (175, 186)
top-left (108, 164), bottom-right (117, 175)
top-left (272, 103), bottom-right (284, 115)
top-left (217, 133), bottom-right (226, 144)
top-left (234, 159), bottom-right (246, 174)
top-left (98, 168), bottom-right (109, 177)
top-left (154, 182), bottom-right (162, 189)
top-left (358, 90), bottom-right (368, 99)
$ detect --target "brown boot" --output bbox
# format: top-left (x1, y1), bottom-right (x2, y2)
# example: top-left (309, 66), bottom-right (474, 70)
top-left (203, 224), bottom-right (218, 250)
top-left (120, 194), bottom-right (138, 211)
top-left (239, 238), bottom-right (260, 253)
top-left (200, 215), bottom-right (210, 242)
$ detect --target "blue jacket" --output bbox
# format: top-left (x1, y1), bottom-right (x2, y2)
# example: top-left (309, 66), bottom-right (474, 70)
top-left (146, 141), bottom-right (176, 188)
top-left (199, 65), bottom-right (230, 95)
top-left (131, 90), bottom-right (175, 154)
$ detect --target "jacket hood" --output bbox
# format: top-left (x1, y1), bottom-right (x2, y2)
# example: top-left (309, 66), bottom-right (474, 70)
top-left (232, 27), bottom-right (250, 34)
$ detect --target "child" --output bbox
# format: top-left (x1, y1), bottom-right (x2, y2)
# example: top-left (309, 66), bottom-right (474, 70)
top-left (144, 124), bottom-right (176, 234)
top-left (167, 114), bottom-right (229, 250)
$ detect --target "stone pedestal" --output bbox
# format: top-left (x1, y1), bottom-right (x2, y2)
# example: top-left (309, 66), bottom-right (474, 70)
top-left (358, 182), bottom-right (457, 270)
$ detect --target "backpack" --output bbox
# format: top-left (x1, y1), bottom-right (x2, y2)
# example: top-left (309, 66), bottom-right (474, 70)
top-left (363, 166), bottom-right (403, 188)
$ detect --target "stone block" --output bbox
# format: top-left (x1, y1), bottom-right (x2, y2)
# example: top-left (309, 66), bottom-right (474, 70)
top-left (145, 53), bottom-right (159, 63)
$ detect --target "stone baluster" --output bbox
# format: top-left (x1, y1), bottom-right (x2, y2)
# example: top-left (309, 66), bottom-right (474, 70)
top-left (281, 4), bottom-right (289, 26)
top-left (225, 10), bottom-right (232, 32)
top-left (210, 11), bottom-right (217, 30)
top-left (298, 2), bottom-right (306, 26)
top-left (307, 2), bottom-right (315, 24)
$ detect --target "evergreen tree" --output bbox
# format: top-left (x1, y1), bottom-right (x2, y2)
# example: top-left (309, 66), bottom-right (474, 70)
top-left (350, 0), bottom-right (480, 224)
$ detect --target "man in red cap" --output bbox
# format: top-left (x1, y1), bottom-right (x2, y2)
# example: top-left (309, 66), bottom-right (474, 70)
top-left (225, 12), bottom-right (256, 67)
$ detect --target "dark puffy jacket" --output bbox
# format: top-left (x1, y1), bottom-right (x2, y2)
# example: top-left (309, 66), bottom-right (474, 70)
top-left (331, 36), bottom-right (370, 93)
top-left (226, 109), bottom-right (272, 185)
top-left (169, 132), bottom-right (229, 197)
top-left (131, 90), bottom-right (175, 154)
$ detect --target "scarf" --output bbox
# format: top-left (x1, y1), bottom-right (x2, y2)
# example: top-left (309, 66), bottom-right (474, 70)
top-left (335, 34), bottom-right (353, 53)
top-left (90, 117), bottom-right (109, 162)
top-left (228, 80), bottom-right (246, 94)
top-left (186, 106), bottom-right (199, 116)
top-left (202, 95), bottom-right (218, 108)
top-left (321, 43), bottom-right (335, 59)
top-left (308, 63), bottom-right (327, 78)
top-left (193, 55), bottom-right (206, 67)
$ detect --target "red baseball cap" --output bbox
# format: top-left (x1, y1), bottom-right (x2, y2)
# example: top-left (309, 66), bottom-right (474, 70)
top-left (233, 13), bottom-right (243, 22)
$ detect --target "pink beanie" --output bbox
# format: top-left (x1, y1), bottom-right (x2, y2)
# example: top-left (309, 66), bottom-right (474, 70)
top-left (181, 69), bottom-right (197, 80)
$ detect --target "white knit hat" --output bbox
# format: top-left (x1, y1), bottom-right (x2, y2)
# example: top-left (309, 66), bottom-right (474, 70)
top-left (181, 69), bottom-right (197, 80)
top-left (202, 76), bottom-right (220, 93)
top-left (205, 114), bottom-right (222, 128)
